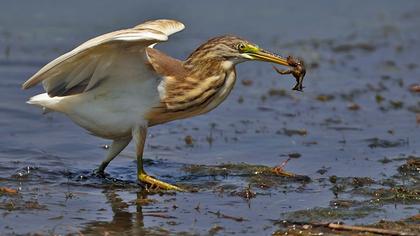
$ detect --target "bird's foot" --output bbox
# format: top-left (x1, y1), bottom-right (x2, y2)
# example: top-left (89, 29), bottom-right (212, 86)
top-left (93, 169), bottom-right (107, 178)
top-left (138, 173), bottom-right (185, 192)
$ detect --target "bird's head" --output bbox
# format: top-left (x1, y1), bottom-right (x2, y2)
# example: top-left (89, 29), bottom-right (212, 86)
top-left (186, 35), bottom-right (292, 68)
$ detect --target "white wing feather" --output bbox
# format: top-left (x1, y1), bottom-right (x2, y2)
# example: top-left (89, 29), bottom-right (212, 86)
top-left (22, 19), bottom-right (185, 97)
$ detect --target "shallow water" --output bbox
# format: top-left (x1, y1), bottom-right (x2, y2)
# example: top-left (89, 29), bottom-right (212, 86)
top-left (0, 0), bottom-right (419, 235)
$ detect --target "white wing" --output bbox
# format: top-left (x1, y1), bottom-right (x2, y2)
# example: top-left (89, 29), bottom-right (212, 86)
top-left (22, 19), bottom-right (185, 97)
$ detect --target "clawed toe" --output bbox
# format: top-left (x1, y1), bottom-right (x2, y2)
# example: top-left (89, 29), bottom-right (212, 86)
top-left (138, 173), bottom-right (185, 192)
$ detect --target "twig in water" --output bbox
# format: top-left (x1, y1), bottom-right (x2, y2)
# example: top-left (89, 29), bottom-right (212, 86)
top-left (208, 210), bottom-right (247, 222)
top-left (143, 213), bottom-right (177, 219)
top-left (279, 221), bottom-right (416, 236)
top-left (272, 158), bottom-right (296, 177)
top-left (327, 222), bottom-right (416, 236)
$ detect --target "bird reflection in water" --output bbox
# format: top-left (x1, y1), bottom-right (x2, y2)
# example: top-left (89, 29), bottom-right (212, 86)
top-left (81, 189), bottom-right (166, 235)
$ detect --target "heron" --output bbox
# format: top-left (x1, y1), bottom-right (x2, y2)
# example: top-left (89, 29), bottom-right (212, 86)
top-left (22, 19), bottom-right (299, 191)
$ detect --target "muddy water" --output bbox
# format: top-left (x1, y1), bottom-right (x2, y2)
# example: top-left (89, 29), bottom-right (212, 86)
top-left (0, 0), bottom-right (419, 235)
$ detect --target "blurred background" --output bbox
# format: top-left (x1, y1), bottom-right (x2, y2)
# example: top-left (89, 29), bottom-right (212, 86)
top-left (0, 1), bottom-right (419, 235)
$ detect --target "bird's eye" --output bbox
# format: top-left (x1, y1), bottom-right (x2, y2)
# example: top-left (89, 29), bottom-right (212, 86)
top-left (237, 43), bottom-right (246, 51)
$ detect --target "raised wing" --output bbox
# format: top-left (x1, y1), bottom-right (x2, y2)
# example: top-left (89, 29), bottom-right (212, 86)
top-left (22, 19), bottom-right (185, 97)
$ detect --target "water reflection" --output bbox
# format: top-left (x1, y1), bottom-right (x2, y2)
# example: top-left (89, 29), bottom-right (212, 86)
top-left (81, 189), bottom-right (148, 235)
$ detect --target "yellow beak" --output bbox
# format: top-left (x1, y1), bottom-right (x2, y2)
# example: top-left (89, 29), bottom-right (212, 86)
top-left (246, 49), bottom-right (291, 67)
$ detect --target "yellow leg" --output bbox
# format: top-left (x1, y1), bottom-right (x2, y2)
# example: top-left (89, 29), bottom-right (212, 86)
top-left (138, 172), bottom-right (184, 191)
top-left (133, 126), bottom-right (184, 192)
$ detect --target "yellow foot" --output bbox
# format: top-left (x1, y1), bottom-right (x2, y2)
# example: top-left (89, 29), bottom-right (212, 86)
top-left (138, 173), bottom-right (185, 192)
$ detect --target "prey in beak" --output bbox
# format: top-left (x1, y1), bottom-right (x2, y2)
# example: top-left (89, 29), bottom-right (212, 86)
top-left (239, 44), bottom-right (307, 91)
top-left (273, 56), bottom-right (306, 92)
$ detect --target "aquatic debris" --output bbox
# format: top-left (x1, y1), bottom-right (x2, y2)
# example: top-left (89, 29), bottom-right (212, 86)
top-left (409, 84), bottom-right (420, 93)
top-left (24, 200), bottom-right (48, 210)
top-left (327, 126), bottom-right (362, 131)
top-left (328, 222), bottom-right (416, 236)
top-left (231, 185), bottom-right (256, 200)
top-left (274, 218), bottom-right (419, 236)
top-left (324, 158), bottom-right (420, 209)
top-left (347, 102), bottom-right (360, 111)
top-left (65, 192), bottom-right (74, 200)
top-left (398, 156), bottom-right (420, 178)
top-left (208, 210), bottom-right (247, 222)
top-left (272, 158), bottom-right (293, 177)
top-left (329, 176), bottom-right (375, 198)
top-left (368, 186), bottom-right (420, 204)
top-left (279, 206), bottom-right (379, 223)
top-left (328, 176), bottom-right (375, 187)
top-left (277, 128), bottom-right (308, 136)
top-left (257, 106), bottom-right (276, 112)
top-left (389, 100), bottom-right (404, 109)
top-left (329, 175), bottom-right (337, 184)
top-left (302, 141), bottom-right (318, 146)
top-left (370, 218), bottom-right (420, 236)
top-left (0, 199), bottom-right (47, 211)
top-left (181, 162), bottom-right (310, 191)
top-left (272, 158), bottom-right (310, 181)
top-left (241, 79), bottom-right (253, 86)
top-left (375, 94), bottom-right (385, 103)
top-left (330, 185), bottom-right (346, 197)
top-left (351, 177), bottom-right (375, 187)
top-left (184, 135), bottom-right (194, 146)
top-left (268, 88), bottom-right (288, 97)
top-left (0, 187), bottom-right (18, 195)
top-left (329, 199), bottom-right (358, 208)
top-left (206, 123), bottom-right (216, 146)
top-left (48, 215), bottom-right (64, 221)
top-left (366, 138), bottom-right (407, 148)
top-left (316, 167), bottom-right (329, 175)
top-left (143, 213), bottom-right (177, 219)
top-left (288, 152), bottom-right (301, 159)
top-left (208, 225), bottom-right (224, 235)
top-left (378, 157), bottom-right (393, 164)
top-left (194, 203), bottom-right (200, 212)
top-left (316, 94), bottom-right (334, 102)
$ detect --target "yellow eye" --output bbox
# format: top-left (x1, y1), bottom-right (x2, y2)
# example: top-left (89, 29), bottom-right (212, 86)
top-left (238, 43), bottom-right (246, 51)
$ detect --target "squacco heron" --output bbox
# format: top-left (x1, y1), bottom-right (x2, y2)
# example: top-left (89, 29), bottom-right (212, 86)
top-left (22, 19), bottom-right (298, 191)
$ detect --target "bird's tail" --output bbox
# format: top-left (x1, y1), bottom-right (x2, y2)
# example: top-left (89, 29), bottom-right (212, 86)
top-left (27, 93), bottom-right (62, 113)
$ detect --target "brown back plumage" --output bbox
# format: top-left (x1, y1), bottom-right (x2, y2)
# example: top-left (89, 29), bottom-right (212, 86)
top-left (146, 48), bottom-right (187, 78)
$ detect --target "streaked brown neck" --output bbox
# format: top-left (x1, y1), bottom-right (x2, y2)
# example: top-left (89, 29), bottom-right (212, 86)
top-left (145, 48), bottom-right (236, 126)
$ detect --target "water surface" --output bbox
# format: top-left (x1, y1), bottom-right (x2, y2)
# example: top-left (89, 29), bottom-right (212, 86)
top-left (0, 1), bottom-right (419, 235)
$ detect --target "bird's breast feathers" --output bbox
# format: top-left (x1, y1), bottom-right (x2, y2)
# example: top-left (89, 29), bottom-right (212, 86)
top-left (146, 69), bottom-right (236, 126)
